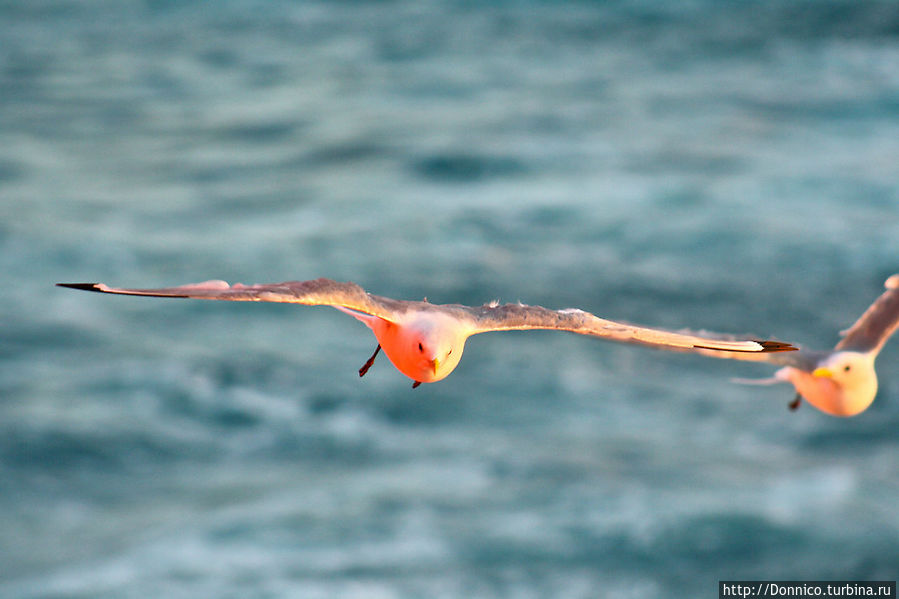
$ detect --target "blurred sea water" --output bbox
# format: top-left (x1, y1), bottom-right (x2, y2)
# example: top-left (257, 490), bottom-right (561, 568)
top-left (2, 1), bottom-right (899, 597)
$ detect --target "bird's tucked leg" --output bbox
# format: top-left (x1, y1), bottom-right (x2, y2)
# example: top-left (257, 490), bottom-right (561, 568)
top-left (788, 393), bottom-right (802, 411)
top-left (412, 381), bottom-right (421, 389)
top-left (358, 344), bottom-right (381, 377)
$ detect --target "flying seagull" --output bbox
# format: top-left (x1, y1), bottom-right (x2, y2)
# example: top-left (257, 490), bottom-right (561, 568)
top-left (716, 274), bottom-right (898, 417)
top-left (57, 278), bottom-right (794, 389)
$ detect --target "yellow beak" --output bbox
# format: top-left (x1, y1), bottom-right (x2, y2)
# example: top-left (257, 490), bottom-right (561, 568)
top-left (431, 358), bottom-right (440, 376)
top-left (812, 367), bottom-right (834, 378)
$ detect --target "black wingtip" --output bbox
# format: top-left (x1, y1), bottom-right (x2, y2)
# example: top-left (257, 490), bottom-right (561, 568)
top-left (57, 282), bottom-right (103, 292)
top-left (756, 340), bottom-right (797, 353)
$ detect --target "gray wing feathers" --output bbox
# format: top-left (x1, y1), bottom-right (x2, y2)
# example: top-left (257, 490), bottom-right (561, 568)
top-left (464, 303), bottom-right (791, 355)
top-left (835, 274), bottom-right (899, 354)
top-left (57, 278), bottom-right (400, 320)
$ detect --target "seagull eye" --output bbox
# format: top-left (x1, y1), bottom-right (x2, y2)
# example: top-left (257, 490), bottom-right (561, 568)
top-left (447, 349), bottom-right (452, 356)
top-left (418, 342), bottom-right (424, 352)
top-left (844, 365), bottom-right (851, 372)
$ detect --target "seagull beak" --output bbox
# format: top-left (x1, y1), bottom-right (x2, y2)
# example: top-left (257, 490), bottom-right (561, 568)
top-left (812, 367), bottom-right (834, 378)
top-left (430, 358), bottom-right (440, 376)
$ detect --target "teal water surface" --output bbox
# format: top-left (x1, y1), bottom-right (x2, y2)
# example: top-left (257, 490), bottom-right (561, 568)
top-left (2, 1), bottom-right (898, 597)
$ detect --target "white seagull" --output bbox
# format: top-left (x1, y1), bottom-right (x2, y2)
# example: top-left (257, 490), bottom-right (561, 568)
top-left (57, 278), bottom-right (794, 389)
top-left (720, 274), bottom-right (899, 417)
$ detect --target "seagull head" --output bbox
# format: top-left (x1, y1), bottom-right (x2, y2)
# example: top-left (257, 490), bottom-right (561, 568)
top-left (785, 351), bottom-right (878, 417)
top-left (406, 322), bottom-right (466, 383)
top-left (811, 351), bottom-right (878, 415)
top-left (409, 336), bottom-right (462, 382)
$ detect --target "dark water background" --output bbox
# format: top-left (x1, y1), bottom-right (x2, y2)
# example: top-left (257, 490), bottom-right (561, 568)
top-left (2, 1), bottom-right (898, 597)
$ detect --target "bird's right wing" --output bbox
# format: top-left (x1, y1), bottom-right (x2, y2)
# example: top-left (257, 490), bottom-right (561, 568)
top-left (57, 278), bottom-right (406, 321)
top-left (835, 274), bottom-right (899, 355)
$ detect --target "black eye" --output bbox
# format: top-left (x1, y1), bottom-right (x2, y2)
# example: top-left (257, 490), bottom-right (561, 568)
top-left (418, 342), bottom-right (424, 352)
top-left (447, 349), bottom-right (452, 356)
top-left (844, 365), bottom-right (851, 372)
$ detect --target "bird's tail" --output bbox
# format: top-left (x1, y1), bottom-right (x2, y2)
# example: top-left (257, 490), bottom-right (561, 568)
top-left (333, 305), bottom-right (378, 327)
top-left (731, 376), bottom-right (784, 386)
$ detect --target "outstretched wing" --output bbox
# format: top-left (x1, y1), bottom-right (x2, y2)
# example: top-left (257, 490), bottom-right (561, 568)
top-left (58, 279), bottom-right (797, 356)
top-left (460, 302), bottom-right (795, 356)
top-left (56, 278), bottom-right (406, 321)
top-left (835, 274), bottom-right (899, 355)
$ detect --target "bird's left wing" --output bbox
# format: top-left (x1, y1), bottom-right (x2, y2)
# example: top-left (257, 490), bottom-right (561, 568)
top-left (835, 274), bottom-right (899, 354)
top-left (460, 302), bottom-right (795, 356)
top-left (56, 278), bottom-right (404, 321)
